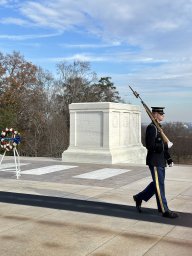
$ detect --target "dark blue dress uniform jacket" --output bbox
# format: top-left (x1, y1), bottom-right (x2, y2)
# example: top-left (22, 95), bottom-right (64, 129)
top-left (146, 123), bottom-right (171, 167)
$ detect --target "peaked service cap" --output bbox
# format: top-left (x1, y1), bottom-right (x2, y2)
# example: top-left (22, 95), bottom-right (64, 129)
top-left (151, 107), bottom-right (165, 114)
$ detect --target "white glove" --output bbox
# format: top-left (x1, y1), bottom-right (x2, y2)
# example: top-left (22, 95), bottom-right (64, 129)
top-left (167, 141), bottom-right (173, 148)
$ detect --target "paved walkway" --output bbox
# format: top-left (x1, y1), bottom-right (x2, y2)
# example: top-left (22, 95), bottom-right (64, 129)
top-left (0, 156), bottom-right (191, 256)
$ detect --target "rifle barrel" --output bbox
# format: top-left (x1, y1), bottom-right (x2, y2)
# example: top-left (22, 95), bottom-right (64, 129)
top-left (129, 85), bottom-right (171, 144)
top-left (129, 86), bottom-right (140, 98)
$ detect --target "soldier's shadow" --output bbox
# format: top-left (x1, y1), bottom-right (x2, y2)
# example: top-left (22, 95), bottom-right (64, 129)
top-left (0, 191), bottom-right (191, 228)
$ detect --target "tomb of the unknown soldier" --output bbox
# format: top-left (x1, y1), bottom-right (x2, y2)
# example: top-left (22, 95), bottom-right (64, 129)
top-left (62, 102), bottom-right (147, 164)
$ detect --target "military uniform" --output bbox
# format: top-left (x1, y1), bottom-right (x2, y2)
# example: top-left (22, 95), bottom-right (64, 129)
top-left (133, 107), bottom-right (178, 218)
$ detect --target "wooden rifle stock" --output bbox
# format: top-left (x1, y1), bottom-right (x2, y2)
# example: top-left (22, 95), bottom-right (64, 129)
top-left (129, 86), bottom-right (170, 144)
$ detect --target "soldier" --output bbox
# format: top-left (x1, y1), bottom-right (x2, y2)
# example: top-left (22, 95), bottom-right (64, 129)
top-left (133, 107), bottom-right (179, 218)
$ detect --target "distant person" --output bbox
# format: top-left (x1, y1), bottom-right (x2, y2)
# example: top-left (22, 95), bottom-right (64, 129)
top-left (133, 107), bottom-right (179, 218)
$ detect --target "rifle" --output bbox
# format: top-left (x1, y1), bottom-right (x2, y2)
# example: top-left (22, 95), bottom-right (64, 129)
top-left (129, 86), bottom-right (173, 147)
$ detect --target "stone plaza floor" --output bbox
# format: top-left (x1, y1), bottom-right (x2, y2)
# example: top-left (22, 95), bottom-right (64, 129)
top-left (0, 156), bottom-right (191, 256)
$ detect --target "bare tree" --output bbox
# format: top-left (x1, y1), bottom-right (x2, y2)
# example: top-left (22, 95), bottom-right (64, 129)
top-left (0, 51), bottom-right (53, 156)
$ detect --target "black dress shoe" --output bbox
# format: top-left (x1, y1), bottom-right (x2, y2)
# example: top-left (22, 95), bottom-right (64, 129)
top-left (162, 210), bottom-right (179, 218)
top-left (133, 195), bottom-right (142, 213)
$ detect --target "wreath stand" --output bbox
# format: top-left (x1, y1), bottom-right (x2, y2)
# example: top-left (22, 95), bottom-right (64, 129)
top-left (0, 128), bottom-right (21, 180)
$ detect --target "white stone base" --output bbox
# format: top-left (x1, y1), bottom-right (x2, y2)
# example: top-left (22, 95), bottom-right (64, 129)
top-left (62, 102), bottom-right (147, 165)
top-left (62, 145), bottom-right (146, 164)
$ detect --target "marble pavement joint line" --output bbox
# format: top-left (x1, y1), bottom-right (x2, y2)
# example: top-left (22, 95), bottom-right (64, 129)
top-left (74, 168), bottom-right (132, 180)
top-left (22, 165), bottom-right (78, 175)
top-left (141, 225), bottom-right (176, 256)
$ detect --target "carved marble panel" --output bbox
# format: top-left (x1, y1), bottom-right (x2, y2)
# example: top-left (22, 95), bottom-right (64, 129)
top-left (76, 111), bottom-right (103, 147)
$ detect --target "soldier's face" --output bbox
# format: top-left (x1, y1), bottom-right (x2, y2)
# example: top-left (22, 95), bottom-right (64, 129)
top-left (157, 113), bottom-right (165, 122)
top-left (153, 112), bottom-right (164, 122)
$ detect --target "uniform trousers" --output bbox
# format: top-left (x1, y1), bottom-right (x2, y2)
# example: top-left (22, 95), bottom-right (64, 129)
top-left (136, 166), bottom-right (169, 213)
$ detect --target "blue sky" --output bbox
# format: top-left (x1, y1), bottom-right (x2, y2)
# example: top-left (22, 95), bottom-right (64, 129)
top-left (0, 0), bottom-right (192, 122)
